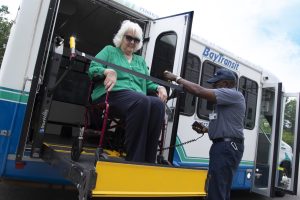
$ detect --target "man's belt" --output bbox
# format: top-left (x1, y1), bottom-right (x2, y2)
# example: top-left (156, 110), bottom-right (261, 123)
top-left (212, 137), bottom-right (244, 144)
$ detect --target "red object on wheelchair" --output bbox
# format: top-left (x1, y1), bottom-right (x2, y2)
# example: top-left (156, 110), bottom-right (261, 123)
top-left (71, 79), bottom-right (124, 162)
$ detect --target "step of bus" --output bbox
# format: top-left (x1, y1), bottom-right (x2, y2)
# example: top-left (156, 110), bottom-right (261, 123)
top-left (92, 160), bottom-right (207, 198)
top-left (42, 143), bottom-right (207, 198)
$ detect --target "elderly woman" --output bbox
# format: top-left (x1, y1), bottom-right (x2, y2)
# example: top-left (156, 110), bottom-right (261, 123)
top-left (88, 20), bottom-right (167, 163)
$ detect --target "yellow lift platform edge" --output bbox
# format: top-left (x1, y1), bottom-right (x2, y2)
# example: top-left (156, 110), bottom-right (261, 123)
top-left (92, 161), bottom-right (208, 197)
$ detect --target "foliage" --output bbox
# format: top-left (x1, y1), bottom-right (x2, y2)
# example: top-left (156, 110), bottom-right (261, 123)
top-left (259, 98), bottom-right (297, 148)
top-left (0, 5), bottom-right (13, 66)
top-left (259, 115), bottom-right (272, 135)
top-left (283, 98), bottom-right (296, 130)
top-left (282, 98), bottom-right (297, 147)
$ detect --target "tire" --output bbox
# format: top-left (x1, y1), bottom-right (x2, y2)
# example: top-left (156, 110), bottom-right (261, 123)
top-left (275, 190), bottom-right (285, 197)
top-left (275, 161), bottom-right (292, 197)
top-left (71, 138), bottom-right (83, 161)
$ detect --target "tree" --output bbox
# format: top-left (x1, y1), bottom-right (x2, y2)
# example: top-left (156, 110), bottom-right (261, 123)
top-left (0, 5), bottom-right (13, 66)
top-left (282, 98), bottom-right (297, 147)
top-left (284, 98), bottom-right (296, 130)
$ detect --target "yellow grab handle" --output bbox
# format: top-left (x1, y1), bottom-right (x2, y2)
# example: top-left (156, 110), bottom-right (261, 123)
top-left (70, 36), bottom-right (76, 56)
top-left (70, 36), bottom-right (75, 49)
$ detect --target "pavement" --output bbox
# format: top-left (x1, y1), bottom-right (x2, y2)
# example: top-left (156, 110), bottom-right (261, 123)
top-left (0, 180), bottom-right (299, 200)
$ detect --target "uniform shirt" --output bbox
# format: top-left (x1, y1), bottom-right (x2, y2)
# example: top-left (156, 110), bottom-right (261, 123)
top-left (88, 45), bottom-right (158, 101)
top-left (208, 87), bottom-right (246, 140)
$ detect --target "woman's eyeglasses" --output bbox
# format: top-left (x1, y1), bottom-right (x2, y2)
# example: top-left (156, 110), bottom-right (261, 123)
top-left (124, 35), bottom-right (140, 44)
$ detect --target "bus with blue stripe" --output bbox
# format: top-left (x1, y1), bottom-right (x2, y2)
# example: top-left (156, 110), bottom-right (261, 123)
top-left (0, 0), bottom-right (299, 199)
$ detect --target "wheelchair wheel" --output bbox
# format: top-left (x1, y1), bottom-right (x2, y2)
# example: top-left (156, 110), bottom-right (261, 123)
top-left (71, 138), bottom-right (83, 161)
top-left (94, 147), bottom-right (109, 164)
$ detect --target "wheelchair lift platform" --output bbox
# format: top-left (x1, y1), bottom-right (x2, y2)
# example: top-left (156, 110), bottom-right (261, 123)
top-left (42, 142), bottom-right (208, 199)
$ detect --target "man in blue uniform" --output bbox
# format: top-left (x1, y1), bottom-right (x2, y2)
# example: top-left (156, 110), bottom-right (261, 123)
top-left (164, 69), bottom-right (245, 200)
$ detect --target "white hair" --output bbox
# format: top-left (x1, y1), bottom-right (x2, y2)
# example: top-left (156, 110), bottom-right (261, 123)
top-left (113, 20), bottom-right (143, 52)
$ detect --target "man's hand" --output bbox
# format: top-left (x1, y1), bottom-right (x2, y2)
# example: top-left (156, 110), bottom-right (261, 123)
top-left (192, 121), bottom-right (208, 134)
top-left (104, 69), bottom-right (117, 91)
top-left (163, 70), bottom-right (178, 82)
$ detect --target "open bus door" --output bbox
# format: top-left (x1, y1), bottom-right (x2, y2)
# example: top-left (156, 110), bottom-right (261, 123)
top-left (252, 83), bottom-right (300, 197)
top-left (275, 93), bottom-right (300, 195)
top-left (143, 12), bottom-right (193, 160)
top-left (143, 11), bottom-right (193, 74)
top-left (252, 83), bottom-right (282, 196)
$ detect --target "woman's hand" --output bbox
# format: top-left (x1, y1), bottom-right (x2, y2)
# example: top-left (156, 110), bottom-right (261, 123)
top-left (104, 69), bottom-right (117, 91)
top-left (157, 86), bottom-right (168, 102)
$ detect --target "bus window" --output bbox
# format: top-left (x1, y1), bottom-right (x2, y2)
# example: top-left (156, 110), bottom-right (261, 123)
top-left (197, 61), bottom-right (221, 119)
top-left (239, 76), bottom-right (258, 129)
top-left (180, 53), bottom-right (201, 115)
top-left (150, 32), bottom-right (177, 85)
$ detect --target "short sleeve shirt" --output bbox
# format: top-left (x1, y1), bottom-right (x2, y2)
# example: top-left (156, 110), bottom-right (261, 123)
top-left (208, 88), bottom-right (246, 140)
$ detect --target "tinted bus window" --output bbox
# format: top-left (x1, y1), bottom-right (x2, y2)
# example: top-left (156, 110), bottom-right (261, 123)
top-left (239, 76), bottom-right (258, 129)
top-left (180, 53), bottom-right (201, 115)
top-left (150, 32), bottom-right (177, 82)
top-left (197, 61), bottom-right (221, 119)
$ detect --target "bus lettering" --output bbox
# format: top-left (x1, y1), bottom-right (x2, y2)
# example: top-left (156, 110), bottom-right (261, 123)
top-left (202, 47), bottom-right (240, 70)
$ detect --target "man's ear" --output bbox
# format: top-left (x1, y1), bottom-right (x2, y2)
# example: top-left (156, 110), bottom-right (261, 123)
top-left (227, 80), bottom-right (236, 88)
top-left (222, 80), bottom-right (231, 88)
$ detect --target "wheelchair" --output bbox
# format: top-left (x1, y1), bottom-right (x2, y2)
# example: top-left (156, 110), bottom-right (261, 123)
top-left (70, 78), bottom-right (168, 163)
top-left (71, 79), bottom-right (125, 162)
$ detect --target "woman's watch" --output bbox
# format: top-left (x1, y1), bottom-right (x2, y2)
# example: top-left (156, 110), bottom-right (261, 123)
top-left (175, 76), bottom-right (182, 83)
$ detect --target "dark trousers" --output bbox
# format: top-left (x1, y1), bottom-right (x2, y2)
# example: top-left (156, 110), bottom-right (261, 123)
top-left (95, 90), bottom-right (165, 163)
top-left (207, 141), bottom-right (244, 200)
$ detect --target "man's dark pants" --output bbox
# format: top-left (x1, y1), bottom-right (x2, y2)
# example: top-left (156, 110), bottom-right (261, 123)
top-left (207, 141), bottom-right (244, 200)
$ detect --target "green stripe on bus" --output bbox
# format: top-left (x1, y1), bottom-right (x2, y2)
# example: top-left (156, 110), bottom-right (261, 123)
top-left (0, 88), bottom-right (28, 103)
top-left (175, 137), bottom-right (210, 163)
top-left (0, 86), bottom-right (29, 94)
top-left (175, 137), bottom-right (254, 166)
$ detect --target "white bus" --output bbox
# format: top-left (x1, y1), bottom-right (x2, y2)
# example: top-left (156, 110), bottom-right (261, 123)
top-left (0, 0), bottom-right (299, 199)
top-left (168, 34), bottom-right (300, 197)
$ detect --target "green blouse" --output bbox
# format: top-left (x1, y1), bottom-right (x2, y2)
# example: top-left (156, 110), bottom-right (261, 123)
top-left (88, 45), bottom-right (158, 101)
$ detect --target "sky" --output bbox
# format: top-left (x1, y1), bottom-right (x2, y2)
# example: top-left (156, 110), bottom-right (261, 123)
top-left (1, 0), bottom-right (300, 92)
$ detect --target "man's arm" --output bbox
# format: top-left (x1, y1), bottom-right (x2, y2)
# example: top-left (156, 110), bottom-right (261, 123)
top-left (163, 71), bottom-right (216, 103)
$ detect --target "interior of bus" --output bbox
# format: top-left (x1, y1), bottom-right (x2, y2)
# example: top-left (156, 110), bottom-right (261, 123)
top-left (27, 0), bottom-right (154, 161)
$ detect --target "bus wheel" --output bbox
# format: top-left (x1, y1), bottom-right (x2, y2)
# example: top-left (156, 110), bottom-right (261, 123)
top-left (275, 190), bottom-right (285, 197)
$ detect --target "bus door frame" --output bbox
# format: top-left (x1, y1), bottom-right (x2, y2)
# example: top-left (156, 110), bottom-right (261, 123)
top-left (252, 82), bottom-right (282, 197)
top-left (275, 92), bottom-right (300, 195)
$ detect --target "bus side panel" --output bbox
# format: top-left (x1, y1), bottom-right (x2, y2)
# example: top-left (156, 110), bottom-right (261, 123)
top-left (0, 0), bottom-right (51, 179)
top-left (3, 159), bottom-right (69, 184)
top-left (0, 0), bottom-right (50, 91)
top-left (0, 96), bottom-right (26, 176)
top-left (231, 166), bottom-right (252, 190)
top-left (0, 92), bottom-right (68, 184)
